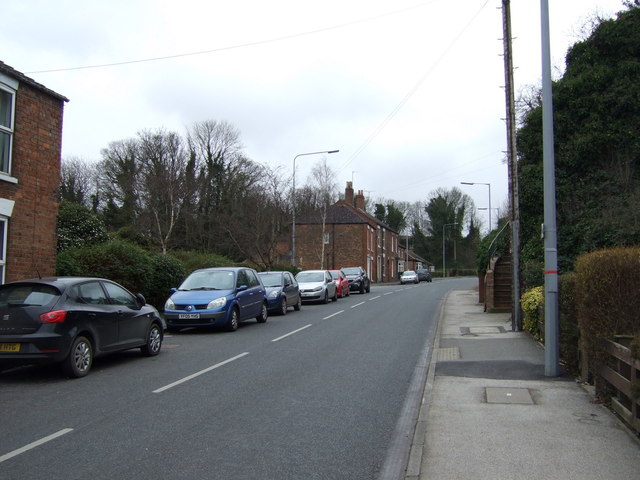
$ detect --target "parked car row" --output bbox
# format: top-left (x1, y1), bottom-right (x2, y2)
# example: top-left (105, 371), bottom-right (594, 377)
top-left (0, 266), bottom-right (371, 378)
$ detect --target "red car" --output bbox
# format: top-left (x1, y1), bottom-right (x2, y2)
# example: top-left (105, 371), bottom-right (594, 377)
top-left (329, 270), bottom-right (350, 298)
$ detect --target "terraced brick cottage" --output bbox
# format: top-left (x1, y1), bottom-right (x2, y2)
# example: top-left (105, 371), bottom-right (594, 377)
top-left (295, 182), bottom-right (400, 283)
top-left (0, 61), bottom-right (68, 282)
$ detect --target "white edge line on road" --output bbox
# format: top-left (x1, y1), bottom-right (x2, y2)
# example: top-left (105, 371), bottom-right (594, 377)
top-left (271, 324), bottom-right (313, 343)
top-left (323, 310), bottom-right (344, 320)
top-left (350, 302), bottom-right (366, 308)
top-left (153, 352), bottom-right (250, 393)
top-left (383, 292), bottom-right (394, 296)
top-left (0, 428), bottom-right (74, 463)
top-left (369, 295), bottom-right (381, 300)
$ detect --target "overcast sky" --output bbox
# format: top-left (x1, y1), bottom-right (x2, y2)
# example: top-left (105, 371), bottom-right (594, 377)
top-left (1, 0), bottom-right (627, 232)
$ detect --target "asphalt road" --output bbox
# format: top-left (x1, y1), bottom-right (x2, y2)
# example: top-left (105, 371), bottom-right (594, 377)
top-left (0, 277), bottom-right (475, 480)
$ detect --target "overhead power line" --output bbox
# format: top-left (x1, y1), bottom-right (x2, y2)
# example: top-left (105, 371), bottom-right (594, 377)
top-left (25, 2), bottom-right (438, 74)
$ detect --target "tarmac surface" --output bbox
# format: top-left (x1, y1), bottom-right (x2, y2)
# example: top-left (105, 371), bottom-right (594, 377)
top-left (404, 288), bottom-right (640, 480)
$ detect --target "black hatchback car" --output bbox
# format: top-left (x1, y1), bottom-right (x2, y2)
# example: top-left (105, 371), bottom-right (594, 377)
top-left (0, 277), bottom-right (163, 378)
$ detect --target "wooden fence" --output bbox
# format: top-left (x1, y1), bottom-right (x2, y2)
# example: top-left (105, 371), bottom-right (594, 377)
top-left (597, 338), bottom-right (640, 434)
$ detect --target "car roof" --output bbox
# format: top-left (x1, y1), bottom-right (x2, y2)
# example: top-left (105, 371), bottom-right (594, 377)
top-left (0, 276), bottom-right (116, 293)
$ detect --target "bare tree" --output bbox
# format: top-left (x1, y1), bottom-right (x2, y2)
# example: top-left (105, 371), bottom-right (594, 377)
top-left (137, 129), bottom-right (190, 254)
top-left (60, 156), bottom-right (99, 208)
top-left (307, 158), bottom-right (338, 268)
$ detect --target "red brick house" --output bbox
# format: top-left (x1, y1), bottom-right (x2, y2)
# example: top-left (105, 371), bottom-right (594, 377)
top-left (0, 61), bottom-right (68, 282)
top-left (295, 182), bottom-right (400, 283)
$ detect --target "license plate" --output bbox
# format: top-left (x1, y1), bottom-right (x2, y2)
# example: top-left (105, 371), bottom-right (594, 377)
top-left (178, 313), bottom-right (200, 319)
top-left (0, 343), bottom-right (20, 353)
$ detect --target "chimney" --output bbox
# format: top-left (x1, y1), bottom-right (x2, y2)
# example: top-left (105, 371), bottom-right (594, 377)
top-left (355, 190), bottom-right (365, 210)
top-left (345, 181), bottom-right (354, 205)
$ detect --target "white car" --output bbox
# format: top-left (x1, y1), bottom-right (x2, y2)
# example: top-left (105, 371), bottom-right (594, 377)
top-left (400, 270), bottom-right (419, 284)
top-left (295, 270), bottom-right (338, 304)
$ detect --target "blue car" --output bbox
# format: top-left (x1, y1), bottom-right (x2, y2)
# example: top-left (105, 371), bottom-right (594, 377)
top-left (164, 267), bottom-right (268, 332)
top-left (257, 271), bottom-right (302, 315)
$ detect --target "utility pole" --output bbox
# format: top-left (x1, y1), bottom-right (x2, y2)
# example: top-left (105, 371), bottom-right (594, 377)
top-left (541, 0), bottom-right (560, 376)
top-left (502, 0), bottom-right (522, 331)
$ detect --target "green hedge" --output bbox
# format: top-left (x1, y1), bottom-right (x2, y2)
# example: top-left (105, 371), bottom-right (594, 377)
top-left (57, 240), bottom-right (186, 310)
top-left (574, 246), bottom-right (640, 376)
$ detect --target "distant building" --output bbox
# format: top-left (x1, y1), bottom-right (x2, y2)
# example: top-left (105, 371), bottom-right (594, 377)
top-left (0, 61), bottom-right (68, 282)
top-left (295, 182), bottom-right (400, 282)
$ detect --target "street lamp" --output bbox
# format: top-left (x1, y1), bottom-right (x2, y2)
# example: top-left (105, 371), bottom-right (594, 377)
top-left (442, 222), bottom-right (458, 278)
top-left (291, 149), bottom-right (339, 266)
top-left (461, 182), bottom-right (492, 232)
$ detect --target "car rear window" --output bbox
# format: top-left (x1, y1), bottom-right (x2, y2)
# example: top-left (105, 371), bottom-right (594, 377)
top-left (0, 284), bottom-right (60, 307)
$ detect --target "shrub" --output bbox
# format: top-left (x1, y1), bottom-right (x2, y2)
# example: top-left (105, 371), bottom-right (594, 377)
top-left (145, 252), bottom-right (186, 309)
top-left (575, 246), bottom-right (640, 379)
top-left (169, 250), bottom-right (235, 273)
top-left (56, 201), bottom-right (109, 252)
top-left (521, 286), bottom-right (544, 341)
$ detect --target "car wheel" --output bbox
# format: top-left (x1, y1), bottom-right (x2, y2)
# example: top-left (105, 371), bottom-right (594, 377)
top-left (226, 308), bottom-right (239, 331)
top-left (322, 290), bottom-right (329, 304)
top-left (332, 287), bottom-right (338, 302)
top-left (360, 284), bottom-right (365, 294)
top-left (279, 297), bottom-right (288, 315)
top-left (62, 335), bottom-right (93, 378)
top-left (366, 282), bottom-right (370, 293)
top-left (141, 323), bottom-right (163, 356)
top-left (294, 295), bottom-right (302, 311)
top-left (256, 302), bottom-right (268, 323)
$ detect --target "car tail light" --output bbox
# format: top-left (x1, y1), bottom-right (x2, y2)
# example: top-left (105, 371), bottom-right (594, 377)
top-left (40, 310), bottom-right (67, 323)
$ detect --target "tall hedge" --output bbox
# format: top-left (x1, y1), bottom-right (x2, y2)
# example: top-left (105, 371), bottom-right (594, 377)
top-left (56, 240), bottom-right (185, 310)
top-left (575, 246), bottom-right (640, 373)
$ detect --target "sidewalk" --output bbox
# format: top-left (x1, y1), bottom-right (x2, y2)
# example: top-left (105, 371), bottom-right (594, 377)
top-left (405, 288), bottom-right (640, 480)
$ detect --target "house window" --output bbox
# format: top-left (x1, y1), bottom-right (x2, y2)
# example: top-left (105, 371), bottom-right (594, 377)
top-left (0, 85), bottom-right (15, 175)
top-left (0, 217), bottom-right (7, 283)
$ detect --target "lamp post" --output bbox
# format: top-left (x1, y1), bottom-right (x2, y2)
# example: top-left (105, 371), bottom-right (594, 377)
top-left (461, 182), bottom-right (492, 232)
top-left (442, 222), bottom-right (458, 278)
top-left (291, 149), bottom-right (339, 266)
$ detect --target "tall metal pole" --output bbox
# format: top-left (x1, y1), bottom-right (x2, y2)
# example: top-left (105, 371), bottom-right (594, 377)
top-left (291, 149), bottom-right (339, 266)
top-left (540, 0), bottom-right (560, 376)
top-left (502, 0), bottom-right (522, 331)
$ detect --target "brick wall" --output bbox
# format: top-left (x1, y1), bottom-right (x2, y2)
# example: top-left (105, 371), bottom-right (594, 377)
top-left (0, 82), bottom-right (64, 281)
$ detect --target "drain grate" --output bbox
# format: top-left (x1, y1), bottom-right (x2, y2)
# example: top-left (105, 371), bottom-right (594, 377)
top-left (485, 387), bottom-right (534, 404)
top-left (460, 326), bottom-right (507, 336)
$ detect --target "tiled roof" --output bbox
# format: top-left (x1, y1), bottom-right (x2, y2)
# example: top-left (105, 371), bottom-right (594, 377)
top-left (297, 201), bottom-right (398, 233)
top-left (297, 204), bottom-right (367, 225)
top-left (0, 60), bottom-right (69, 102)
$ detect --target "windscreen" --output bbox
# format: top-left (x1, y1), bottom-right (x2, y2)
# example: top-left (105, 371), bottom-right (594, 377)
top-left (180, 270), bottom-right (235, 290)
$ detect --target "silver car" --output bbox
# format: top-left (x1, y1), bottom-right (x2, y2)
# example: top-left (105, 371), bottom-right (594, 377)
top-left (295, 270), bottom-right (338, 304)
top-left (400, 270), bottom-right (419, 284)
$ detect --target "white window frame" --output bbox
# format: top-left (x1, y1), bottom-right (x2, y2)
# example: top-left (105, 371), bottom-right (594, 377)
top-left (0, 199), bottom-right (15, 284)
top-left (0, 74), bottom-right (18, 182)
top-left (0, 216), bottom-right (8, 284)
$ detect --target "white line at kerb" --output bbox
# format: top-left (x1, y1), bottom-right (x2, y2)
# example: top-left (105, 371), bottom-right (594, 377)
top-left (272, 324), bottom-right (313, 342)
top-left (0, 428), bottom-right (73, 463)
top-left (153, 352), bottom-right (249, 393)
top-left (351, 302), bottom-right (366, 308)
top-left (323, 310), bottom-right (344, 320)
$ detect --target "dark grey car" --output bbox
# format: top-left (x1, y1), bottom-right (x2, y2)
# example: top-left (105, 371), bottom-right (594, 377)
top-left (0, 277), bottom-right (163, 378)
